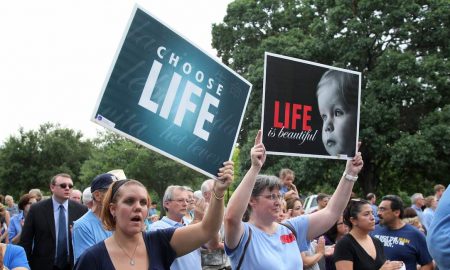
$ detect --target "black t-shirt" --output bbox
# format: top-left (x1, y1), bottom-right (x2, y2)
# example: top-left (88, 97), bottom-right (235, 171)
top-left (334, 233), bottom-right (385, 270)
top-left (74, 228), bottom-right (176, 270)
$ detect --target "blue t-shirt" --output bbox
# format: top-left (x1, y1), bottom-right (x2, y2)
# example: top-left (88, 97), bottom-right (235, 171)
top-left (225, 215), bottom-right (309, 270)
top-left (8, 211), bottom-right (23, 242)
top-left (148, 208), bottom-right (158, 216)
top-left (421, 207), bottom-right (434, 231)
top-left (280, 185), bottom-right (289, 195)
top-left (74, 228), bottom-right (176, 270)
top-left (371, 204), bottom-right (380, 224)
top-left (3, 244), bottom-right (30, 269)
top-left (411, 205), bottom-right (424, 223)
top-left (72, 210), bottom-right (113, 263)
top-left (427, 184), bottom-right (450, 269)
top-left (6, 204), bottom-right (19, 216)
top-left (371, 224), bottom-right (432, 270)
top-left (150, 216), bottom-right (201, 270)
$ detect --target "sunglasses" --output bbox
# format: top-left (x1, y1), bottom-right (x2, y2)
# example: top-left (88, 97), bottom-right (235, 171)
top-left (54, 183), bottom-right (74, 189)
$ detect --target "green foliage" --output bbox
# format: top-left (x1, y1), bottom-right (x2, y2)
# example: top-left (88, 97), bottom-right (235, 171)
top-left (0, 123), bottom-right (92, 198)
top-left (213, 0), bottom-right (450, 195)
top-left (80, 131), bottom-right (205, 203)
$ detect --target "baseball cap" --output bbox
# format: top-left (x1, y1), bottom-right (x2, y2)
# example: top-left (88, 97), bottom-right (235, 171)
top-left (91, 173), bottom-right (117, 193)
top-left (107, 169), bottom-right (127, 180)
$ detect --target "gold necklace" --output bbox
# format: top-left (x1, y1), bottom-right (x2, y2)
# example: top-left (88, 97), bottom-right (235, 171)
top-left (114, 236), bottom-right (139, 266)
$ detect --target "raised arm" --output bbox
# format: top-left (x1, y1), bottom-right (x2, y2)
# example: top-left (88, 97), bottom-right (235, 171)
top-left (169, 161), bottom-right (234, 256)
top-left (224, 130), bottom-right (266, 249)
top-left (307, 146), bottom-right (363, 239)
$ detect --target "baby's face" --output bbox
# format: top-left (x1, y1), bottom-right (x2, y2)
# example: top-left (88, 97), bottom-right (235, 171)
top-left (318, 82), bottom-right (356, 156)
top-left (282, 174), bottom-right (294, 186)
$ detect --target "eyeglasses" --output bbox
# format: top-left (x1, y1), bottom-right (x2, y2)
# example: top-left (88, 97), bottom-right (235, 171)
top-left (378, 207), bottom-right (391, 212)
top-left (257, 193), bottom-right (283, 201)
top-left (169, 199), bottom-right (190, 204)
top-left (54, 183), bottom-right (74, 189)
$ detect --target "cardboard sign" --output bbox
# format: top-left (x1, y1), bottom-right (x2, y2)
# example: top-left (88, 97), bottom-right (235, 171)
top-left (92, 6), bottom-right (251, 178)
top-left (262, 52), bottom-right (361, 160)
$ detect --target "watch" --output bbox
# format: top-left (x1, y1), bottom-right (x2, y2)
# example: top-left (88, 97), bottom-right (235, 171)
top-left (343, 172), bottom-right (358, 182)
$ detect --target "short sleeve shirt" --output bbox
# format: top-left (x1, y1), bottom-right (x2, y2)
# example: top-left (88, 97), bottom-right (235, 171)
top-left (4, 244), bottom-right (30, 269)
top-left (150, 217), bottom-right (201, 270)
top-left (334, 234), bottom-right (385, 270)
top-left (225, 215), bottom-right (309, 270)
top-left (74, 228), bottom-right (176, 270)
top-left (72, 210), bottom-right (113, 263)
top-left (371, 224), bottom-right (432, 270)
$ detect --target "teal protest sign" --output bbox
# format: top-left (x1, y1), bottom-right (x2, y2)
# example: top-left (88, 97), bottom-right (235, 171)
top-left (92, 6), bottom-right (251, 178)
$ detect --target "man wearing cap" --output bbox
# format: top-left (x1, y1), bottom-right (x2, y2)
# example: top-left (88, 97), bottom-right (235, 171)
top-left (72, 173), bottom-right (117, 263)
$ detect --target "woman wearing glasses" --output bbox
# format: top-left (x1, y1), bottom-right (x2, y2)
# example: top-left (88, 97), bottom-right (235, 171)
top-left (224, 130), bottom-right (363, 269)
top-left (75, 161), bottom-right (233, 270)
top-left (334, 199), bottom-right (404, 270)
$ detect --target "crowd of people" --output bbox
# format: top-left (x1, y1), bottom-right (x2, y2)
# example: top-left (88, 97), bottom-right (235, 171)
top-left (0, 132), bottom-right (448, 270)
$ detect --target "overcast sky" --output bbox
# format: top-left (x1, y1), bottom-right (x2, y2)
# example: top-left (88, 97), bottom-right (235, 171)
top-left (0, 0), bottom-right (232, 144)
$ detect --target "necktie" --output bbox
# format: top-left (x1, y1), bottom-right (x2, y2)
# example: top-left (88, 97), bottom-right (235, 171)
top-left (56, 204), bottom-right (68, 269)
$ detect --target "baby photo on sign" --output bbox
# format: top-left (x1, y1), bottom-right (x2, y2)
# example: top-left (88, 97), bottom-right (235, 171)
top-left (262, 52), bottom-right (361, 160)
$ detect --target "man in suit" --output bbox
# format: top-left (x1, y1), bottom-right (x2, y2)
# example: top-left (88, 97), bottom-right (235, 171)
top-left (20, 173), bottom-right (88, 270)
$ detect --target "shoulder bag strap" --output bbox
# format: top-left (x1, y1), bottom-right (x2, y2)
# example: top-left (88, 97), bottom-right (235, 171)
top-left (278, 222), bottom-right (297, 239)
top-left (236, 227), bottom-right (252, 270)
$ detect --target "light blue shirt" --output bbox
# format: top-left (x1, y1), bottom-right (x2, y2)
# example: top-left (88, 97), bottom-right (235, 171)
top-left (72, 210), bottom-right (112, 263)
top-left (280, 185), bottom-right (289, 195)
top-left (6, 204), bottom-right (19, 216)
top-left (3, 244), bottom-right (30, 269)
top-left (411, 204), bottom-right (424, 223)
top-left (225, 215), bottom-right (309, 270)
top-left (427, 184), bottom-right (450, 269)
top-left (52, 196), bottom-right (69, 258)
top-left (150, 216), bottom-right (201, 270)
top-left (8, 211), bottom-right (24, 243)
top-left (371, 204), bottom-right (380, 224)
top-left (421, 207), bottom-right (435, 231)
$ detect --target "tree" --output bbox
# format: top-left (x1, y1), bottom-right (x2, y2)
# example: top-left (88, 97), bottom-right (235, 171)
top-left (0, 123), bottom-right (93, 198)
top-left (79, 131), bottom-right (205, 204)
top-left (212, 0), bottom-right (449, 195)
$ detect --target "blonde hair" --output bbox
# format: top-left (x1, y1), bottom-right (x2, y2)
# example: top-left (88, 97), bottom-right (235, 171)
top-left (403, 216), bottom-right (423, 231)
top-left (279, 168), bottom-right (294, 179)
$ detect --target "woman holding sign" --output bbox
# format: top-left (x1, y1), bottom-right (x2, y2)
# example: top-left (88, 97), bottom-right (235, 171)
top-left (223, 130), bottom-right (363, 269)
top-left (75, 161), bottom-right (233, 270)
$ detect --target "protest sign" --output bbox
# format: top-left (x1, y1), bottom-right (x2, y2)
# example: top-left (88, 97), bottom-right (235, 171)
top-left (262, 52), bottom-right (361, 160)
top-left (92, 6), bottom-right (251, 178)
